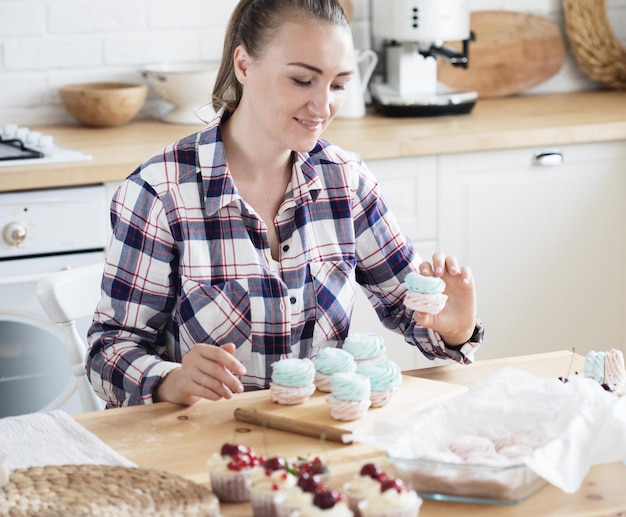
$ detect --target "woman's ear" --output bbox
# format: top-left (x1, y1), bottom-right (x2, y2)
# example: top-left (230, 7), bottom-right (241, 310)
top-left (233, 45), bottom-right (251, 85)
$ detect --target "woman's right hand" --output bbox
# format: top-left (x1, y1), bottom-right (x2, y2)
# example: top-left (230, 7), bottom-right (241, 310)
top-left (155, 343), bottom-right (246, 406)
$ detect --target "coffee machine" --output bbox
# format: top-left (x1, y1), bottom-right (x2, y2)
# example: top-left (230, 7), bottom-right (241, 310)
top-left (370, 0), bottom-right (477, 117)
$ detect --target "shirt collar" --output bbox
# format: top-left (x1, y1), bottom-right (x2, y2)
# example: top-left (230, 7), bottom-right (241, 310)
top-left (198, 111), bottom-right (324, 216)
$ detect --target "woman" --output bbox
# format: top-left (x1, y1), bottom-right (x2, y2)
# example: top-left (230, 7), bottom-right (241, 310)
top-left (87, 0), bottom-right (483, 408)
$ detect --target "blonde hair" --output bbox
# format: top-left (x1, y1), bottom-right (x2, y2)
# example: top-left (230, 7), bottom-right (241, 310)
top-left (212, 0), bottom-right (349, 112)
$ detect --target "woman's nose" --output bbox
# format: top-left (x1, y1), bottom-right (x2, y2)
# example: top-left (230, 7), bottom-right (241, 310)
top-left (308, 87), bottom-right (333, 117)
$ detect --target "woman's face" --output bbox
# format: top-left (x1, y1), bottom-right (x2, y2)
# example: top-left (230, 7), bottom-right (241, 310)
top-left (234, 16), bottom-right (354, 153)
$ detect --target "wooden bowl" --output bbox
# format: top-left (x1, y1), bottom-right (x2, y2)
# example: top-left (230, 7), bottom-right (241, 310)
top-left (59, 82), bottom-right (147, 127)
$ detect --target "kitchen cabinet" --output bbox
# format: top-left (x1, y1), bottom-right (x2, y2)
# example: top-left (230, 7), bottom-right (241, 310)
top-left (438, 141), bottom-right (626, 360)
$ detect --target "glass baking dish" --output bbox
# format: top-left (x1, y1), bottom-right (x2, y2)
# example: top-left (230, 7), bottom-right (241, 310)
top-left (387, 454), bottom-right (548, 505)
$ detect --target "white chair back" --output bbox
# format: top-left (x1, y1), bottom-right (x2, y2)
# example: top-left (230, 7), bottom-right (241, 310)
top-left (36, 263), bottom-right (106, 412)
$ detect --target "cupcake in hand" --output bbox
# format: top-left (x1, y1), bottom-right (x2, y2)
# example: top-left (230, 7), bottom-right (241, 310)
top-left (313, 348), bottom-right (358, 392)
top-left (356, 360), bottom-right (402, 408)
top-left (326, 372), bottom-right (371, 421)
top-left (402, 272), bottom-right (447, 315)
top-left (342, 333), bottom-right (387, 365)
top-left (270, 358), bottom-right (316, 405)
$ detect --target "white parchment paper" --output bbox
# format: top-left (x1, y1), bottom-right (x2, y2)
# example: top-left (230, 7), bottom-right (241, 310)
top-left (356, 367), bottom-right (626, 493)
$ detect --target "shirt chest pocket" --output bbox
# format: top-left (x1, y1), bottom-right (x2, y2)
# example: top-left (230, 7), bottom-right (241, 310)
top-left (308, 260), bottom-right (356, 345)
top-left (177, 276), bottom-right (252, 358)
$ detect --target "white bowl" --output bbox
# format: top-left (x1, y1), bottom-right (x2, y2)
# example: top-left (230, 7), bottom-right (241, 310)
top-left (142, 61), bottom-right (220, 124)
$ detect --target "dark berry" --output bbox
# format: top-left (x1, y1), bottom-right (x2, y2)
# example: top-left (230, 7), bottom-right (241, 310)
top-left (263, 456), bottom-right (286, 472)
top-left (380, 478), bottom-right (407, 493)
top-left (360, 463), bottom-right (383, 479)
top-left (313, 489), bottom-right (341, 509)
top-left (297, 472), bottom-right (321, 493)
top-left (221, 443), bottom-right (247, 457)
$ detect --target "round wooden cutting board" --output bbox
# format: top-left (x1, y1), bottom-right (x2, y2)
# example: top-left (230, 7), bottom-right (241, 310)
top-left (339, 0), bottom-right (353, 21)
top-left (438, 10), bottom-right (566, 98)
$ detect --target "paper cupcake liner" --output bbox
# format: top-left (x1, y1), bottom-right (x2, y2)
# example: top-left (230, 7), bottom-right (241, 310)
top-left (250, 487), bottom-right (279, 517)
top-left (209, 469), bottom-right (251, 503)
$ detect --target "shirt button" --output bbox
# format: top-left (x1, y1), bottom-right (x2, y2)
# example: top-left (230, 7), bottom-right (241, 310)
top-left (282, 245), bottom-right (290, 252)
top-left (290, 296), bottom-right (297, 305)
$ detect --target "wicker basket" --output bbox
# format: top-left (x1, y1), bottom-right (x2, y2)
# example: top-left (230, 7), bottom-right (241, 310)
top-left (0, 464), bottom-right (219, 516)
top-left (563, 0), bottom-right (626, 89)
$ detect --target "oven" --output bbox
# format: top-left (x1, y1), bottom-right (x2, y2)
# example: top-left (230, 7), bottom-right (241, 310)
top-left (0, 184), bottom-right (107, 417)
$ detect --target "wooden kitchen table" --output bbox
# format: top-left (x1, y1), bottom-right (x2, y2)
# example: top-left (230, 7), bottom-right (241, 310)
top-left (74, 351), bottom-right (626, 517)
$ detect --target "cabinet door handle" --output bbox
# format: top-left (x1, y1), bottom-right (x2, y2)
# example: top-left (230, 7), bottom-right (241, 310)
top-left (532, 150), bottom-right (564, 166)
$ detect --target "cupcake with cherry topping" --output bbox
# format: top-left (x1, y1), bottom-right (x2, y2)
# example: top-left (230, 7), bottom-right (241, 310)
top-left (207, 443), bottom-right (264, 503)
top-left (342, 333), bottom-right (387, 365)
top-left (358, 478), bottom-right (422, 517)
top-left (343, 463), bottom-right (387, 517)
top-left (274, 471), bottom-right (323, 517)
top-left (313, 348), bottom-right (358, 392)
top-left (248, 456), bottom-right (298, 517)
top-left (270, 358), bottom-right (317, 405)
top-left (356, 360), bottom-right (402, 408)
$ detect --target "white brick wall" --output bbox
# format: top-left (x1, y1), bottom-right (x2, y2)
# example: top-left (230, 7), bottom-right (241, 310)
top-left (1, 0), bottom-right (625, 126)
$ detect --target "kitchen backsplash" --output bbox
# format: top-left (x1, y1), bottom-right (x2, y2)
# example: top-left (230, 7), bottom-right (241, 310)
top-left (1, 0), bottom-right (625, 126)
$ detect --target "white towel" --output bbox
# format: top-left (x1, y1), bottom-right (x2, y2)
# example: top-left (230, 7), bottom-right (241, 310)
top-left (0, 410), bottom-right (135, 470)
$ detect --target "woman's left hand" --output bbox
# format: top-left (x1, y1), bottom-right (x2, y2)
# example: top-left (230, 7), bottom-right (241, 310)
top-left (412, 253), bottom-right (477, 346)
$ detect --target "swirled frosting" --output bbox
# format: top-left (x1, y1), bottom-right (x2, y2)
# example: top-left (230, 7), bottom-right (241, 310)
top-left (356, 360), bottom-right (402, 391)
top-left (313, 348), bottom-right (357, 375)
top-left (584, 351), bottom-right (605, 384)
top-left (330, 372), bottom-right (371, 401)
top-left (342, 333), bottom-right (386, 360)
top-left (404, 271), bottom-right (446, 294)
top-left (270, 358), bottom-right (315, 387)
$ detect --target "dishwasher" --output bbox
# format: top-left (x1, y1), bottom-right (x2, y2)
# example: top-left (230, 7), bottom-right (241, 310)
top-left (0, 184), bottom-right (107, 417)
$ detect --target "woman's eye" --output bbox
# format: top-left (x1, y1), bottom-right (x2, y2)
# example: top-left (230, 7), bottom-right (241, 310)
top-left (292, 78), bottom-right (312, 87)
top-left (332, 83), bottom-right (347, 91)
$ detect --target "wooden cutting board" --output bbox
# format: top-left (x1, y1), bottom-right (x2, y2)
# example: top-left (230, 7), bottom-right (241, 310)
top-left (234, 375), bottom-right (466, 444)
top-left (438, 10), bottom-right (566, 98)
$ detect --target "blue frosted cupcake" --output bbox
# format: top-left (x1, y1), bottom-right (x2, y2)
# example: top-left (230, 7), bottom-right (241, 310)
top-left (356, 360), bottom-right (403, 408)
top-left (270, 358), bottom-right (316, 405)
top-left (403, 272), bottom-right (447, 314)
top-left (342, 333), bottom-right (387, 365)
top-left (313, 348), bottom-right (358, 392)
top-left (325, 372), bottom-right (371, 421)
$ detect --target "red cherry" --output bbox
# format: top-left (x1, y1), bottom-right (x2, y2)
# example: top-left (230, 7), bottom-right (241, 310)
top-left (297, 472), bottom-right (321, 493)
top-left (221, 443), bottom-right (247, 457)
top-left (263, 457), bottom-right (286, 472)
top-left (360, 463), bottom-right (383, 479)
top-left (313, 489), bottom-right (340, 509)
top-left (380, 478), bottom-right (407, 493)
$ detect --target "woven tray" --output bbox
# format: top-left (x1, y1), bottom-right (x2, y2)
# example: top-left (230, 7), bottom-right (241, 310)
top-left (0, 464), bottom-right (219, 516)
top-left (564, 0), bottom-right (626, 89)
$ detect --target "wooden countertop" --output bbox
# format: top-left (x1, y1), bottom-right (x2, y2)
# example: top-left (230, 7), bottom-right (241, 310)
top-left (2, 90), bottom-right (626, 194)
top-left (74, 351), bottom-right (626, 517)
